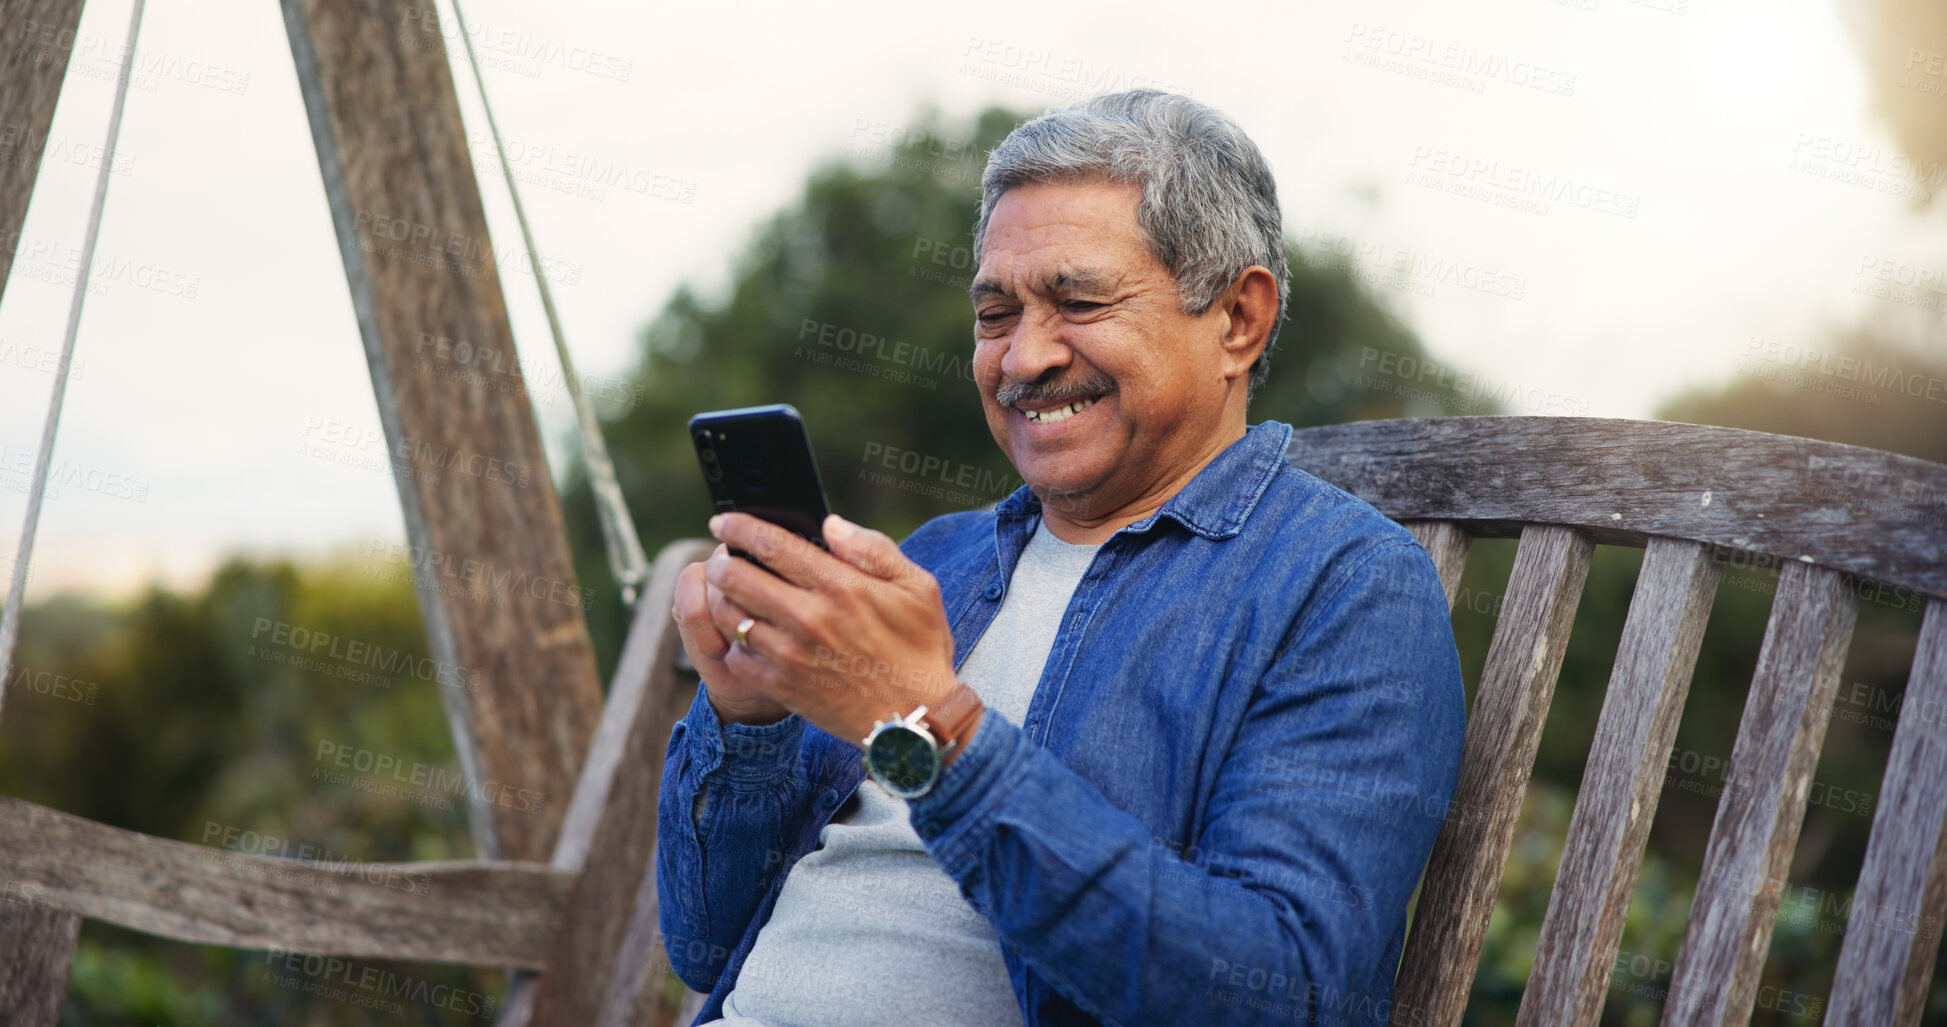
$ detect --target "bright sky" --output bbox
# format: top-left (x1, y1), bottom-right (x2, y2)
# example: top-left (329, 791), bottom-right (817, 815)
top-left (2, 0), bottom-right (1942, 600)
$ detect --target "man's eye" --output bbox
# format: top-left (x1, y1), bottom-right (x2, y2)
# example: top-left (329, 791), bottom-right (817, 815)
top-left (1063, 301), bottom-right (1105, 314)
top-left (976, 310), bottom-right (1016, 326)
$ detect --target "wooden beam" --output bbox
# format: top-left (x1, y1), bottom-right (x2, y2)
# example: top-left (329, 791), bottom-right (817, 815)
top-left (1662, 562), bottom-right (1857, 1025)
top-left (0, 902), bottom-right (78, 1027)
top-left (1828, 600), bottom-right (1947, 1025)
top-left (0, 796), bottom-right (573, 968)
top-left (0, 0), bottom-right (84, 302)
top-left (1390, 525), bottom-right (1594, 1026)
top-left (1289, 417), bottom-right (1947, 599)
top-left (1404, 520), bottom-right (1470, 610)
top-left (502, 539), bottom-right (712, 1027)
top-left (1517, 538), bottom-right (1719, 1026)
top-left (281, 0), bottom-right (604, 861)
top-left (0, 3), bottom-right (90, 1018)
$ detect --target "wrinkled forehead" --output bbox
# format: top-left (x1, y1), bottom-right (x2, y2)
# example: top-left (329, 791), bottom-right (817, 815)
top-left (969, 180), bottom-right (1158, 301)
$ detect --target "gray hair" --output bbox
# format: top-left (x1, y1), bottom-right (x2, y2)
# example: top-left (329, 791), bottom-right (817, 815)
top-left (973, 90), bottom-right (1290, 389)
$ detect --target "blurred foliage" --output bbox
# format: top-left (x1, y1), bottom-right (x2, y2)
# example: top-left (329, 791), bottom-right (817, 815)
top-left (1, 103), bottom-right (1940, 1024)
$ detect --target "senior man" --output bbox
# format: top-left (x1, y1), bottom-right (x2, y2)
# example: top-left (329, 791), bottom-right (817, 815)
top-left (660, 89), bottom-right (1464, 1027)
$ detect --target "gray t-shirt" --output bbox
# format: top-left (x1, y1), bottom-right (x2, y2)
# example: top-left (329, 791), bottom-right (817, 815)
top-left (708, 516), bottom-right (1100, 1027)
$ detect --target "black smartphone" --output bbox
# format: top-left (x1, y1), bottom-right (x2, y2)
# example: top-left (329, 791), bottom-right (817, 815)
top-left (690, 404), bottom-right (833, 568)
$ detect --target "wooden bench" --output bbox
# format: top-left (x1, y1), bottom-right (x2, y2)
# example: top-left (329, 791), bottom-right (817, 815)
top-left (1286, 416), bottom-right (1947, 1026)
top-left (3, 415), bottom-right (1941, 1026)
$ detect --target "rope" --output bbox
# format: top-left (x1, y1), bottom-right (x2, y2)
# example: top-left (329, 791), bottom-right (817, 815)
top-left (0, 0), bottom-right (148, 724)
top-left (443, 0), bottom-right (651, 604)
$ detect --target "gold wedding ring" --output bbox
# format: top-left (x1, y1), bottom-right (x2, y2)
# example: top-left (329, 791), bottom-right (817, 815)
top-left (734, 617), bottom-right (756, 647)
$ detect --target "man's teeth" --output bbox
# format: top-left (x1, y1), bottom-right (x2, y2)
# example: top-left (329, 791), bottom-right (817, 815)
top-left (1023, 395), bottom-right (1099, 424)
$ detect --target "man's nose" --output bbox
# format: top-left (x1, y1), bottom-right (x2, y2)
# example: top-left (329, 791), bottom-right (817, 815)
top-left (1000, 309), bottom-right (1071, 382)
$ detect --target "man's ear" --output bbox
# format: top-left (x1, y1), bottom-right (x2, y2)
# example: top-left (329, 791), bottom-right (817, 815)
top-left (1215, 266), bottom-right (1279, 382)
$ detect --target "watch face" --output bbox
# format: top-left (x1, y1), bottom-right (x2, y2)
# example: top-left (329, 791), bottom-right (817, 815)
top-left (867, 726), bottom-right (938, 798)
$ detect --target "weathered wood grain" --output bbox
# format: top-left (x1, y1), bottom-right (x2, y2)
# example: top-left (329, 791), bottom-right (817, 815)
top-left (0, 0), bottom-right (84, 303)
top-left (1828, 600), bottom-right (1947, 1025)
top-left (1516, 538), bottom-right (1720, 1026)
top-left (0, 901), bottom-right (78, 1027)
top-left (1, 5), bottom-right (98, 1012)
top-left (1288, 418), bottom-right (1947, 599)
top-left (0, 796), bottom-right (572, 967)
top-left (511, 539), bottom-right (713, 1027)
top-left (1661, 562), bottom-right (1857, 1026)
top-left (1389, 525), bottom-right (1594, 1027)
top-left (1405, 521), bottom-right (1471, 609)
top-left (282, 0), bottom-right (604, 861)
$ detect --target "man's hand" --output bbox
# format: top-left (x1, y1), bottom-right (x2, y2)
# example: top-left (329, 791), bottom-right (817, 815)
top-left (700, 511), bottom-right (961, 747)
top-left (671, 545), bottom-right (791, 725)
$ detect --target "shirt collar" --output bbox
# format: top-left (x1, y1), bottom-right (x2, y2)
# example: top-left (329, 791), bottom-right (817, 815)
top-left (993, 419), bottom-right (1294, 545)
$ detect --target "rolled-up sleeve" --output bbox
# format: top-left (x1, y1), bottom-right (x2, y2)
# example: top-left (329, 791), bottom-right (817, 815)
top-left (657, 683), bottom-right (813, 992)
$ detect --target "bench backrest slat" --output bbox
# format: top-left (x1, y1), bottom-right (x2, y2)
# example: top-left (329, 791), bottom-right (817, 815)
top-left (0, 906), bottom-right (80, 1026)
top-left (1516, 538), bottom-right (1721, 1026)
top-left (1662, 561), bottom-right (1858, 1025)
top-left (1828, 600), bottom-right (1947, 1025)
top-left (1404, 520), bottom-right (1472, 609)
top-left (1391, 524), bottom-right (1594, 1025)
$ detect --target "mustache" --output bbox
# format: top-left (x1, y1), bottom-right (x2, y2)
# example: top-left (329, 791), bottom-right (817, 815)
top-left (995, 372), bottom-right (1116, 408)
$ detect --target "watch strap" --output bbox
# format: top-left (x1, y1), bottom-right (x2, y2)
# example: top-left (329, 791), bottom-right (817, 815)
top-left (919, 681), bottom-right (983, 755)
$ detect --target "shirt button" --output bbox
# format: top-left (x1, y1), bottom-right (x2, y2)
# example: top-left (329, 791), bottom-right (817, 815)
top-left (822, 789), bottom-right (840, 808)
top-left (984, 581), bottom-right (1002, 600)
top-left (920, 821), bottom-right (942, 839)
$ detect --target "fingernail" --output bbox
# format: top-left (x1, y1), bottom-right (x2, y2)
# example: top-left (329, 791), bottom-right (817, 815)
top-left (709, 514), bottom-right (725, 535)
top-left (826, 514), bottom-right (855, 541)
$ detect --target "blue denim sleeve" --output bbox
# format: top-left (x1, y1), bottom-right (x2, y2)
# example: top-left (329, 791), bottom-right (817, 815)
top-left (904, 539), bottom-right (1466, 1026)
top-left (656, 682), bottom-right (813, 992)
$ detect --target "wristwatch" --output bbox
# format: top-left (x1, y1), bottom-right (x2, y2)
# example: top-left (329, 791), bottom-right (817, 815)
top-left (861, 682), bottom-right (984, 799)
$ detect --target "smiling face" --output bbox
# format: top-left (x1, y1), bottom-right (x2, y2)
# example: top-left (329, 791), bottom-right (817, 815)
top-left (970, 178), bottom-right (1258, 539)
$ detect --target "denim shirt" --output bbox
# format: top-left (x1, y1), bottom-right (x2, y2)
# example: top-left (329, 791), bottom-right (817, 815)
top-left (657, 420), bottom-right (1466, 1027)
